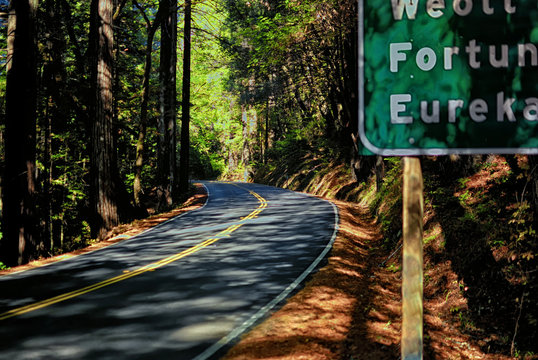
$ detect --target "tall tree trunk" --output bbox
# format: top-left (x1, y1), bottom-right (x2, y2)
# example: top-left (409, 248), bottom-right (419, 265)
top-left (241, 104), bottom-right (250, 168)
top-left (1, 0), bottom-right (39, 267)
top-left (158, 0), bottom-right (177, 208)
top-left (179, 0), bottom-right (192, 195)
top-left (342, 1), bottom-right (362, 180)
top-left (44, 100), bottom-right (53, 250)
top-left (89, 0), bottom-right (120, 240)
top-left (133, 3), bottom-right (161, 208)
top-left (264, 97), bottom-right (269, 165)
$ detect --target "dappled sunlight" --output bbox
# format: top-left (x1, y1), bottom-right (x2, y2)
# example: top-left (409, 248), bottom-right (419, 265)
top-left (337, 220), bottom-right (381, 242)
top-left (417, 156), bottom-right (526, 359)
top-left (452, 159), bottom-right (511, 202)
top-left (247, 155), bottom-right (538, 359)
top-left (0, 182), bottom-right (339, 359)
top-left (223, 284), bottom-right (355, 360)
top-left (333, 266), bottom-right (364, 279)
top-left (223, 198), bottom-right (402, 360)
top-left (325, 194), bottom-right (507, 359)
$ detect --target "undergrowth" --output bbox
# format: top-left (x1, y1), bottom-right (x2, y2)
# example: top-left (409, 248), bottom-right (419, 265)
top-left (369, 155), bottom-right (538, 357)
top-left (369, 157), bottom-right (403, 250)
top-left (256, 147), bottom-right (538, 358)
top-left (421, 156), bottom-right (537, 357)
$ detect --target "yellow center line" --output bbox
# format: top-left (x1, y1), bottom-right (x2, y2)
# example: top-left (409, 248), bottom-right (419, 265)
top-left (0, 185), bottom-right (267, 321)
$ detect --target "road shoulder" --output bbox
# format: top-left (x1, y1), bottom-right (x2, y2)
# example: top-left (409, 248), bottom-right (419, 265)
top-left (0, 184), bottom-right (208, 277)
top-left (221, 198), bottom-right (396, 359)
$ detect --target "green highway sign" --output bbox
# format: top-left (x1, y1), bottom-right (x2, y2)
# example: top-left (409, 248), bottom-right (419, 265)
top-left (358, 0), bottom-right (538, 155)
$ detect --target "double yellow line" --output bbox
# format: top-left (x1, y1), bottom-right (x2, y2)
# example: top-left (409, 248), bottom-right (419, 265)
top-left (0, 185), bottom-right (267, 321)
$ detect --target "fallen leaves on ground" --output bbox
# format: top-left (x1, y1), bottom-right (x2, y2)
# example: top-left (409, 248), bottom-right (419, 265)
top-left (223, 197), bottom-right (509, 360)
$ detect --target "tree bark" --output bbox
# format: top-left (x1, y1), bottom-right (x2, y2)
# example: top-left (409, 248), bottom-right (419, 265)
top-left (241, 104), bottom-right (250, 169)
top-left (179, 0), bottom-right (192, 195)
top-left (133, 3), bottom-right (161, 208)
top-left (158, 0), bottom-right (177, 208)
top-left (1, 0), bottom-right (39, 266)
top-left (264, 97), bottom-right (270, 164)
top-left (89, 0), bottom-right (120, 240)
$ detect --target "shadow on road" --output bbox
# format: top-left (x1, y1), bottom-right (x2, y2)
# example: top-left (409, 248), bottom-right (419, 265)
top-left (0, 182), bottom-right (338, 360)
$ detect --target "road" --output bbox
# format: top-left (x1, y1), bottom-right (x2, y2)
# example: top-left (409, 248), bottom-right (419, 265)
top-left (0, 182), bottom-right (338, 360)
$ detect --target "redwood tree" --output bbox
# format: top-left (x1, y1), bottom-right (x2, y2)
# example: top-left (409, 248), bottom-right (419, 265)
top-left (89, 0), bottom-right (120, 239)
top-left (133, 2), bottom-right (162, 207)
top-left (179, 0), bottom-right (191, 194)
top-left (157, 0), bottom-right (177, 209)
top-left (1, 0), bottom-right (39, 266)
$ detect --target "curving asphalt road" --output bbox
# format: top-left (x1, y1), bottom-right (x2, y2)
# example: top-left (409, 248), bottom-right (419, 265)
top-left (0, 182), bottom-right (338, 360)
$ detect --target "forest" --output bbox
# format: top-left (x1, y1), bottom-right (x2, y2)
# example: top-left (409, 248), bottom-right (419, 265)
top-left (0, 0), bottom-right (360, 266)
top-left (0, 0), bottom-right (537, 358)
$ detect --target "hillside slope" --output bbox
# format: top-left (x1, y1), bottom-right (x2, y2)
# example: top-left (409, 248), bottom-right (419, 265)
top-left (228, 153), bottom-right (538, 359)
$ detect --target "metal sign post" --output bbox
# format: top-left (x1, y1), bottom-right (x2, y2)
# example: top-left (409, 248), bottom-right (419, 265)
top-left (401, 157), bottom-right (424, 360)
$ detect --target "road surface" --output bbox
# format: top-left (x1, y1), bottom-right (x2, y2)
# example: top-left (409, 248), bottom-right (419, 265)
top-left (0, 182), bottom-right (338, 360)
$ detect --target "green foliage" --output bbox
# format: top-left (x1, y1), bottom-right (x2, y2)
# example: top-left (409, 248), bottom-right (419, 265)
top-left (222, 0), bottom-right (360, 176)
top-left (508, 201), bottom-right (537, 263)
top-left (189, 15), bottom-right (237, 178)
top-left (423, 234), bottom-right (436, 245)
top-left (370, 157), bottom-right (403, 249)
top-left (386, 263), bottom-right (401, 273)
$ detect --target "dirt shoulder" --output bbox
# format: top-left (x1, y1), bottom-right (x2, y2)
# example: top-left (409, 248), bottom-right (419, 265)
top-left (222, 199), bottom-right (397, 360)
top-left (223, 197), bottom-right (508, 360)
